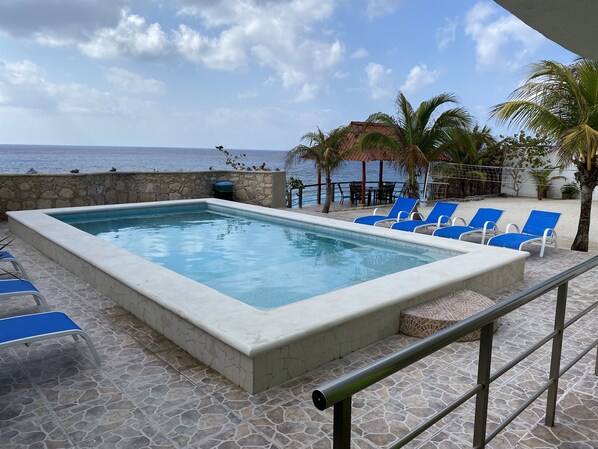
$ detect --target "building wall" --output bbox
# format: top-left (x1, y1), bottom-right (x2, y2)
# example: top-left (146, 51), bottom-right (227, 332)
top-left (0, 170), bottom-right (287, 216)
top-left (500, 163), bottom-right (577, 199)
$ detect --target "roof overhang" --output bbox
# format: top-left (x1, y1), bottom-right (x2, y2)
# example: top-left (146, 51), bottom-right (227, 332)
top-left (494, 0), bottom-right (598, 61)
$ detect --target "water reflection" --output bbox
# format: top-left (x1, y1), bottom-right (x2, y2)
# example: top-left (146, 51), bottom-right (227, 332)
top-left (59, 208), bottom-right (457, 309)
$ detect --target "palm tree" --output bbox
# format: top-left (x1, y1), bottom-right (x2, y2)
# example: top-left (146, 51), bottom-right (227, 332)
top-left (285, 126), bottom-right (351, 213)
top-left (440, 124), bottom-right (498, 168)
top-left (439, 125), bottom-right (498, 197)
top-left (360, 92), bottom-right (473, 198)
top-left (491, 59), bottom-right (598, 252)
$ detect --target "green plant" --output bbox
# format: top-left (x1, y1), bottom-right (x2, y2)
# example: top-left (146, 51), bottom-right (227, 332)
top-left (560, 182), bottom-right (580, 196)
top-left (361, 91), bottom-right (473, 199)
top-left (214, 145), bottom-right (275, 171)
top-left (495, 131), bottom-right (553, 197)
top-left (529, 166), bottom-right (565, 199)
top-left (287, 176), bottom-right (304, 189)
top-left (285, 126), bottom-right (352, 213)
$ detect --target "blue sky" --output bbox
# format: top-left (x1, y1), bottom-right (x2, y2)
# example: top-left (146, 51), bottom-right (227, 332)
top-left (0, 0), bottom-right (576, 151)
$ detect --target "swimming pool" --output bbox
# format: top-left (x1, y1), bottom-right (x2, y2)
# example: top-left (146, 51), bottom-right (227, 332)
top-left (56, 206), bottom-right (458, 309)
top-left (8, 199), bottom-right (527, 393)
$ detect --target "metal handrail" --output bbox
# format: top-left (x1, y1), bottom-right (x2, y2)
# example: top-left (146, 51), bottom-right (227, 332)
top-left (312, 255), bottom-right (598, 448)
top-left (287, 180), bottom-right (407, 208)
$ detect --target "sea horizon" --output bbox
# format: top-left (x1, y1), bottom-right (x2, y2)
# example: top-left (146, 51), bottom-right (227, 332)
top-left (1, 143), bottom-right (406, 186)
top-left (1, 142), bottom-right (284, 152)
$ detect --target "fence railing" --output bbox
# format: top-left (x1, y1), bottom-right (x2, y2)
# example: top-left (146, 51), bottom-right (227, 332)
top-left (286, 181), bottom-right (407, 208)
top-left (312, 255), bottom-right (598, 448)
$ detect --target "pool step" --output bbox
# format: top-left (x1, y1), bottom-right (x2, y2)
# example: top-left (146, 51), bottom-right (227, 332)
top-left (399, 290), bottom-right (497, 342)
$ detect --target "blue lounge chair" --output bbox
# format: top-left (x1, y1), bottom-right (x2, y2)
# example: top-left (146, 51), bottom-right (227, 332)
top-left (0, 279), bottom-right (49, 310)
top-left (0, 311), bottom-right (100, 364)
top-left (0, 251), bottom-right (29, 279)
top-left (354, 197), bottom-right (418, 226)
top-left (390, 202), bottom-right (458, 233)
top-left (487, 210), bottom-right (561, 257)
top-left (432, 208), bottom-right (504, 243)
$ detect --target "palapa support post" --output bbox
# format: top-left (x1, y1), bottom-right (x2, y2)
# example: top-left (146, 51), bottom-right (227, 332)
top-left (361, 162), bottom-right (366, 205)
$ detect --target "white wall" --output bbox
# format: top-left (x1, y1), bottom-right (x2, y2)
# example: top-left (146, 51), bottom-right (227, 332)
top-left (500, 153), bottom-right (577, 199)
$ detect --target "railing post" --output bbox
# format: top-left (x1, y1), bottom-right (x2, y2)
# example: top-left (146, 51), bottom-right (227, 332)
top-left (286, 189), bottom-right (292, 208)
top-left (298, 187), bottom-right (303, 208)
top-left (317, 183), bottom-right (321, 205)
top-left (545, 282), bottom-right (568, 426)
top-left (473, 322), bottom-right (494, 448)
top-left (333, 396), bottom-right (352, 449)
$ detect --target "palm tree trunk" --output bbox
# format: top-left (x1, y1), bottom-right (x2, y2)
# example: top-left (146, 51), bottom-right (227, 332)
top-left (571, 184), bottom-right (594, 251)
top-left (322, 176), bottom-right (333, 213)
top-left (407, 169), bottom-right (419, 198)
top-left (572, 164), bottom-right (598, 252)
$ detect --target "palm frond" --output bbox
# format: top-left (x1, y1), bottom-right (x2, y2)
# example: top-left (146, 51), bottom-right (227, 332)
top-left (491, 58), bottom-right (598, 173)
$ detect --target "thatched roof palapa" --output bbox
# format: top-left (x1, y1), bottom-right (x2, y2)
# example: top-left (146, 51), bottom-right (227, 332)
top-left (341, 121), bottom-right (395, 162)
top-left (341, 121), bottom-right (396, 205)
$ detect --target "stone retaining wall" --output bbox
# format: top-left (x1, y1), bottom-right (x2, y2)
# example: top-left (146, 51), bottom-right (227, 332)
top-left (0, 170), bottom-right (287, 217)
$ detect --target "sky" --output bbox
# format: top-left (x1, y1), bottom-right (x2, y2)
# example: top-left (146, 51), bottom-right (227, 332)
top-left (0, 0), bottom-right (577, 151)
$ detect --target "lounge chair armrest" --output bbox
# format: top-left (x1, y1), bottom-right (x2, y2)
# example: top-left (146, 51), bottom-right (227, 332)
top-left (410, 211), bottom-right (423, 220)
top-left (373, 208), bottom-right (381, 216)
top-left (396, 210), bottom-right (410, 221)
top-left (505, 223), bottom-right (520, 233)
top-left (539, 228), bottom-right (558, 257)
top-left (483, 220), bottom-right (498, 231)
top-left (436, 215), bottom-right (451, 227)
top-left (451, 216), bottom-right (467, 226)
top-left (478, 220), bottom-right (499, 243)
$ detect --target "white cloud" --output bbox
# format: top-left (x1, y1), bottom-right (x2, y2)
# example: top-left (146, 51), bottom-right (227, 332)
top-left (365, 62), bottom-right (393, 100)
top-left (176, 0), bottom-right (335, 26)
top-left (0, 59), bottom-right (155, 116)
top-left (70, 1), bottom-right (343, 101)
top-left (34, 35), bottom-right (74, 48)
top-left (175, 1), bottom-right (238, 27)
top-left (173, 24), bottom-right (246, 70)
top-left (366, 0), bottom-right (403, 20)
top-left (170, 0), bottom-right (342, 100)
top-left (400, 64), bottom-right (439, 94)
top-left (0, 60), bottom-right (39, 85)
top-left (0, 0), bottom-right (345, 102)
top-left (0, 0), bottom-right (123, 41)
top-left (351, 48), bottom-right (369, 59)
top-left (251, 38), bottom-right (343, 101)
top-left (0, 60), bottom-right (57, 110)
top-left (187, 103), bottom-right (332, 149)
top-left (79, 11), bottom-right (170, 60)
top-left (237, 89), bottom-right (258, 99)
top-left (465, 1), bottom-right (545, 71)
top-left (105, 68), bottom-right (164, 93)
top-left (436, 18), bottom-right (458, 52)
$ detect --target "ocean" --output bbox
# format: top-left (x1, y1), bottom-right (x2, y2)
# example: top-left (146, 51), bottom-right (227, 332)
top-left (0, 144), bottom-right (405, 187)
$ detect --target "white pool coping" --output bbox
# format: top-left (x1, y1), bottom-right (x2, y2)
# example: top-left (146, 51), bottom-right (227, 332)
top-left (8, 199), bottom-right (527, 393)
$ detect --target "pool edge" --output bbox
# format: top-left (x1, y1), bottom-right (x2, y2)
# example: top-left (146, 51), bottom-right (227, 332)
top-left (8, 199), bottom-right (527, 393)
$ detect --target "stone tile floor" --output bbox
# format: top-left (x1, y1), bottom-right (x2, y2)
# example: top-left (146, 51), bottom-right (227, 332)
top-left (0, 221), bottom-right (597, 448)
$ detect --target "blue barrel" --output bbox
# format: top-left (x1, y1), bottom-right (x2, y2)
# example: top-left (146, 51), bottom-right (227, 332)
top-left (214, 181), bottom-right (234, 200)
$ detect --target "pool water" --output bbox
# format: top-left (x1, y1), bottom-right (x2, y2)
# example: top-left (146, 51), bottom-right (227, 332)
top-left (59, 207), bottom-right (458, 309)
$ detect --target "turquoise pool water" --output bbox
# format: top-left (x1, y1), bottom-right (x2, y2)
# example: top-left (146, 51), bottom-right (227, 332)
top-left (56, 205), bottom-right (459, 309)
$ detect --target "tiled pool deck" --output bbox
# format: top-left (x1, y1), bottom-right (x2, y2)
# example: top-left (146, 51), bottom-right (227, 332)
top-left (1, 219), bottom-right (597, 449)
